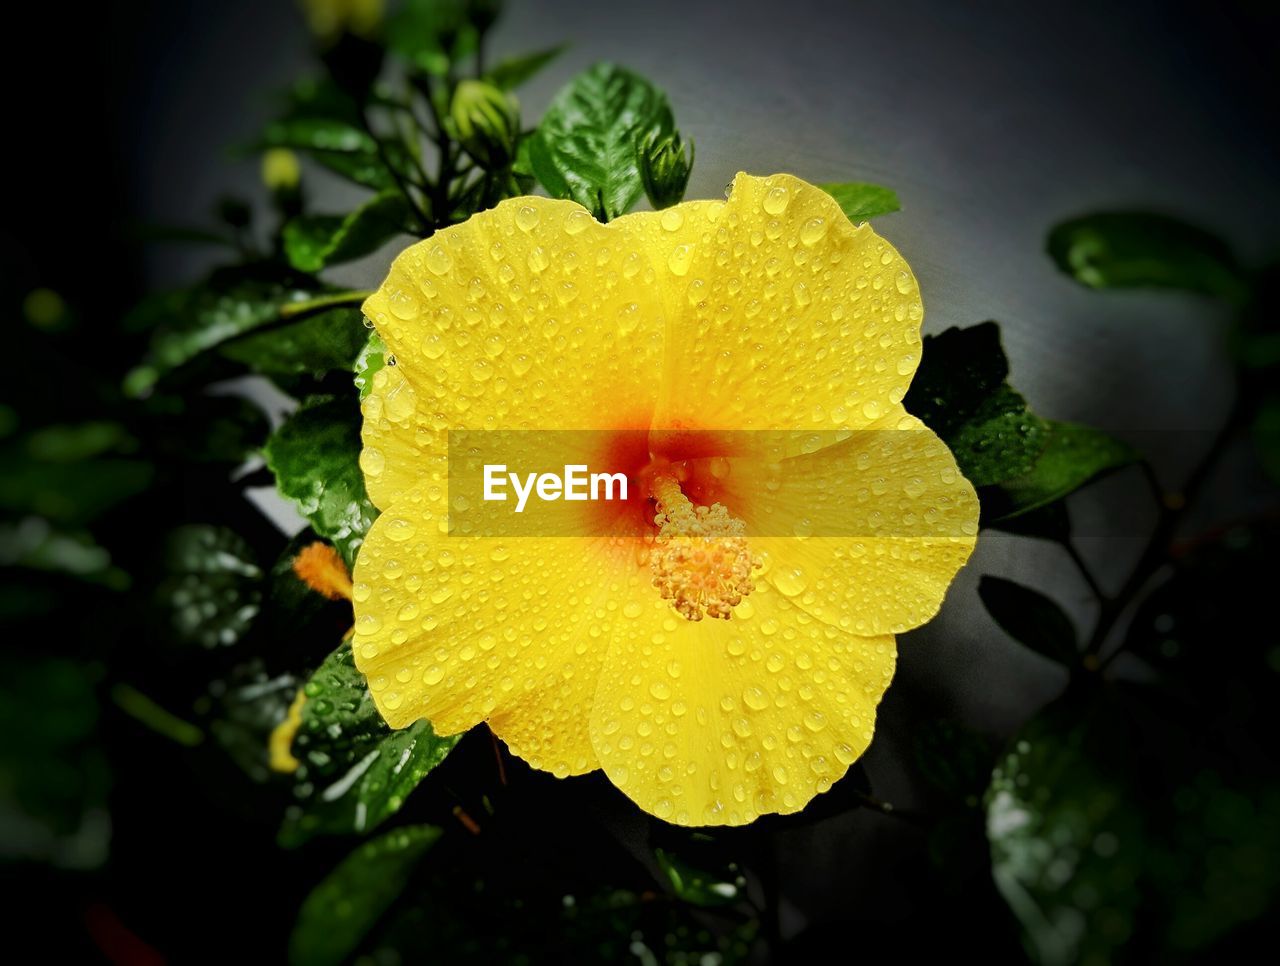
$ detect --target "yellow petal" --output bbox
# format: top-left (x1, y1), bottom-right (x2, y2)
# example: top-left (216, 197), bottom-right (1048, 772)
top-left (695, 413), bottom-right (978, 634)
top-left (358, 361), bottom-right (446, 511)
top-left (615, 173), bottom-right (924, 440)
top-left (590, 577), bottom-right (896, 826)
top-left (352, 478), bottom-right (647, 777)
top-left (360, 196), bottom-right (669, 511)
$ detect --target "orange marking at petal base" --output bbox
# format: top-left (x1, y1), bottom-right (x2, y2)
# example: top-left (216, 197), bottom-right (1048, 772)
top-left (650, 474), bottom-right (759, 621)
top-left (292, 541), bottom-right (353, 601)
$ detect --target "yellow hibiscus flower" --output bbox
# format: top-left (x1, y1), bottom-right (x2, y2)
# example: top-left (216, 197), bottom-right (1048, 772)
top-left (353, 172), bottom-right (979, 826)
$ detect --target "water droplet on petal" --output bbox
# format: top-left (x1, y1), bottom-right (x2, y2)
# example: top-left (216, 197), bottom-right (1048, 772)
top-left (359, 447), bottom-right (385, 476)
top-left (667, 244), bottom-right (693, 276)
top-left (421, 333), bottom-right (446, 359)
top-left (800, 217), bottom-right (828, 246)
top-left (563, 209), bottom-right (592, 235)
top-left (425, 245), bottom-right (452, 275)
top-left (617, 302), bottom-right (640, 335)
top-left (763, 186), bottom-right (790, 215)
top-left (515, 205), bottom-right (540, 232)
top-left (743, 686), bottom-right (769, 711)
top-left (773, 566), bottom-right (808, 597)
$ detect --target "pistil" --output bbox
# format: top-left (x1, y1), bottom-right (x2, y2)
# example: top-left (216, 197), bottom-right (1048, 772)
top-left (649, 474), bottom-right (759, 621)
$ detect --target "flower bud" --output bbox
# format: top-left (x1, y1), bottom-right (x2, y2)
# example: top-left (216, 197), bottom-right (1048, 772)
top-left (300, 0), bottom-right (384, 45)
top-left (450, 80), bottom-right (520, 171)
top-left (639, 130), bottom-right (694, 210)
top-left (261, 149), bottom-right (302, 194)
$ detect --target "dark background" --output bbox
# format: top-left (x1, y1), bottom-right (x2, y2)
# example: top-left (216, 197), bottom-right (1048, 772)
top-left (5, 0), bottom-right (1278, 960)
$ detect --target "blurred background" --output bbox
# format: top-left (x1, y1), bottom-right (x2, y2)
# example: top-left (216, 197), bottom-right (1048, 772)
top-left (3, 0), bottom-right (1278, 962)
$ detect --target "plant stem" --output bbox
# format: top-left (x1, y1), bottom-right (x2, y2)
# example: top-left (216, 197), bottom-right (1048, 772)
top-left (1087, 393), bottom-right (1243, 667)
top-left (1064, 540), bottom-right (1106, 601)
top-left (278, 290), bottom-right (375, 319)
top-left (360, 105), bottom-right (433, 233)
top-left (111, 684), bottom-right (203, 747)
top-left (415, 74), bottom-right (459, 224)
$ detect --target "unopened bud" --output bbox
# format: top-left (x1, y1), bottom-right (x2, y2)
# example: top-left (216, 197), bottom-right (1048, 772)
top-left (638, 130), bottom-right (694, 210)
top-left (300, 0), bottom-right (384, 45)
top-left (450, 80), bottom-right (520, 170)
top-left (261, 149), bottom-right (301, 193)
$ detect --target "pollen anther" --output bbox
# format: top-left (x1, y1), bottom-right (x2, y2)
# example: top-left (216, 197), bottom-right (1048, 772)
top-left (650, 475), bottom-right (759, 621)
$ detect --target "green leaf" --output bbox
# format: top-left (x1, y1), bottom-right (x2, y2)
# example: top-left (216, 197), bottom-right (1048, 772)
top-left (0, 657), bottom-right (110, 869)
top-left (386, 0), bottom-right (475, 75)
top-left (654, 847), bottom-right (746, 907)
top-left (529, 63), bottom-right (675, 220)
top-left (978, 576), bottom-right (1077, 667)
top-left (315, 150), bottom-right (390, 190)
top-left (156, 525), bottom-right (262, 649)
top-left (367, 881), bottom-right (757, 964)
top-left (126, 268), bottom-right (322, 394)
top-left (290, 825), bottom-right (441, 966)
top-left (819, 182), bottom-right (901, 222)
top-left (991, 421), bottom-right (1138, 520)
top-left (484, 44), bottom-right (567, 90)
top-left (353, 332), bottom-right (388, 400)
top-left (0, 519), bottom-right (127, 588)
top-left (146, 392), bottom-right (270, 465)
top-left (986, 695), bottom-right (1146, 966)
top-left (0, 454), bottom-right (153, 525)
top-left (221, 308), bottom-right (369, 380)
top-left (906, 322), bottom-right (1010, 436)
top-left (185, 394), bottom-right (271, 463)
top-left (261, 117), bottom-right (376, 154)
top-left (1047, 212), bottom-right (1248, 303)
top-left (283, 193), bottom-right (411, 273)
top-left (258, 85), bottom-right (414, 191)
top-left (273, 75), bottom-right (364, 127)
top-left (206, 663), bottom-right (302, 783)
top-left (263, 394), bottom-right (378, 567)
top-left (907, 323), bottom-right (1137, 519)
top-left (948, 385), bottom-right (1050, 487)
top-left (280, 644), bottom-right (459, 847)
top-left (905, 322), bottom-right (1050, 488)
top-left (24, 422), bottom-right (136, 462)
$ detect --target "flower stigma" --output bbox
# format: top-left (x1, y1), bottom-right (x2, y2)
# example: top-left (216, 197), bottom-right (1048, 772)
top-left (648, 473), bottom-right (759, 621)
